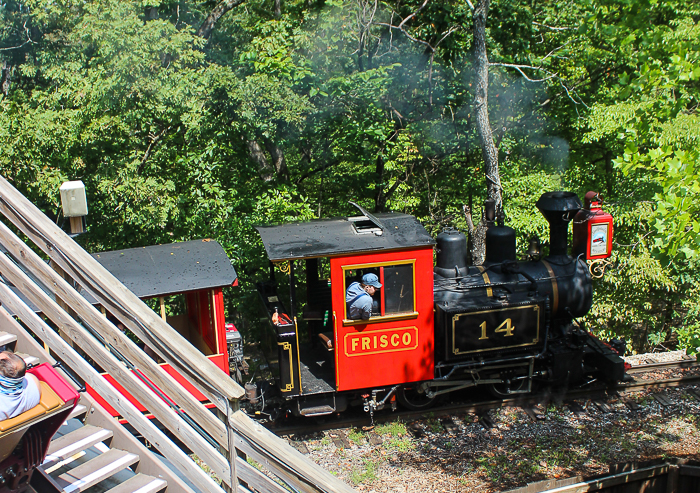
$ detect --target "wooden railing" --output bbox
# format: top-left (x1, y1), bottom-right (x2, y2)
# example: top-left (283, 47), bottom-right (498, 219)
top-left (0, 176), bottom-right (355, 493)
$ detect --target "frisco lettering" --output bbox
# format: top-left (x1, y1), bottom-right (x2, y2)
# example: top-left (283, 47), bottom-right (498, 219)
top-left (345, 327), bottom-right (418, 356)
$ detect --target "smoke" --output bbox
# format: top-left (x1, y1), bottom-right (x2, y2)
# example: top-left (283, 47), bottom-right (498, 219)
top-left (540, 136), bottom-right (570, 173)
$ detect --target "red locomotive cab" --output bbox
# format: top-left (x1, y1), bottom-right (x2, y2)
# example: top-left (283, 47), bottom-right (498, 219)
top-left (331, 247), bottom-right (435, 392)
top-left (573, 191), bottom-right (614, 260)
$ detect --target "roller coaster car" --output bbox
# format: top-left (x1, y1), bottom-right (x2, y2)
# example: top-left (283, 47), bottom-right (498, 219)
top-left (82, 239), bottom-right (244, 420)
top-left (0, 363), bottom-right (79, 492)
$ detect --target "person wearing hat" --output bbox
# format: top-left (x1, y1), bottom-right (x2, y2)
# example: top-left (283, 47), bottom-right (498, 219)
top-left (346, 273), bottom-right (382, 320)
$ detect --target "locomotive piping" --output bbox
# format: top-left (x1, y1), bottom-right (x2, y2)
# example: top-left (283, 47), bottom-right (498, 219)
top-left (540, 260), bottom-right (559, 312)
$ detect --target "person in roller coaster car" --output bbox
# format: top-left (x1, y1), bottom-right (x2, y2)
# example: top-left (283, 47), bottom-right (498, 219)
top-left (346, 273), bottom-right (382, 320)
top-left (0, 351), bottom-right (41, 421)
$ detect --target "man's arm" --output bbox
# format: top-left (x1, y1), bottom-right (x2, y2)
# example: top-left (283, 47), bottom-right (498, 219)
top-left (360, 296), bottom-right (373, 320)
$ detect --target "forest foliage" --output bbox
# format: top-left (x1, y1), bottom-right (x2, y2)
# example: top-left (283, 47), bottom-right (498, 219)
top-left (1, 0), bottom-right (698, 353)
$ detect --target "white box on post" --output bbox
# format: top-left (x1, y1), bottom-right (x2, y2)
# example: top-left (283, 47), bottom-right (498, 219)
top-left (59, 180), bottom-right (87, 234)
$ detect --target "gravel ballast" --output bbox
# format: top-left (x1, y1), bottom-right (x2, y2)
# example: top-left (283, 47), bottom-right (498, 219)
top-left (289, 365), bottom-right (700, 492)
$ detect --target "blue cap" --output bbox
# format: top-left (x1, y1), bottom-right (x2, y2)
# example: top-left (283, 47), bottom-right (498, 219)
top-left (362, 273), bottom-right (382, 288)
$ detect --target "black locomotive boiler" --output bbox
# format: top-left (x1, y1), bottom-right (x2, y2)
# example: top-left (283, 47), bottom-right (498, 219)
top-left (253, 191), bottom-right (625, 417)
top-left (427, 191), bottom-right (624, 405)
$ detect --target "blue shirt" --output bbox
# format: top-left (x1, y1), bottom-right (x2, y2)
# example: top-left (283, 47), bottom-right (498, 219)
top-left (0, 376), bottom-right (41, 420)
top-left (346, 282), bottom-right (373, 320)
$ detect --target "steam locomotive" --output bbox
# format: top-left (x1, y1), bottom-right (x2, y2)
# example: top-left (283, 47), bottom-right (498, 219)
top-left (252, 191), bottom-right (625, 418)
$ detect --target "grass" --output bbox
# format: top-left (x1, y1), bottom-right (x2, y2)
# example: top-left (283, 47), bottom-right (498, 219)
top-left (386, 436), bottom-right (414, 452)
top-left (426, 417), bottom-right (443, 433)
top-left (375, 419), bottom-right (408, 437)
top-left (348, 458), bottom-right (379, 485)
top-left (347, 427), bottom-right (365, 445)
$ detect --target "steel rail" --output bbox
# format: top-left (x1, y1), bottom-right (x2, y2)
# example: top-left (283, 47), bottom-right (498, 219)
top-left (626, 358), bottom-right (699, 374)
top-left (266, 368), bottom-right (700, 437)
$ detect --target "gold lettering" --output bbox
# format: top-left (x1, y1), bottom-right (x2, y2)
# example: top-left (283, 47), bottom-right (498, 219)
top-left (391, 334), bottom-right (399, 346)
top-left (373, 335), bottom-right (377, 348)
top-left (380, 335), bottom-right (388, 348)
top-left (362, 337), bottom-right (370, 350)
top-left (494, 318), bottom-right (514, 337)
top-left (352, 338), bottom-right (359, 351)
top-left (479, 321), bottom-right (488, 340)
top-left (402, 332), bottom-right (411, 345)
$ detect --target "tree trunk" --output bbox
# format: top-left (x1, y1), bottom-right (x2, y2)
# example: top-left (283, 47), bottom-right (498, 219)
top-left (374, 154), bottom-right (385, 212)
top-left (473, 0), bottom-right (502, 209)
top-left (264, 141), bottom-right (289, 182)
top-left (247, 140), bottom-right (274, 182)
top-left (1, 61), bottom-right (10, 96)
top-left (274, 0), bottom-right (282, 18)
top-left (197, 0), bottom-right (245, 39)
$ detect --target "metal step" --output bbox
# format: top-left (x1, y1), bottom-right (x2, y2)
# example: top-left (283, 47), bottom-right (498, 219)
top-left (54, 448), bottom-right (139, 493)
top-left (104, 474), bottom-right (167, 493)
top-left (44, 425), bottom-right (113, 465)
top-left (0, 330), bottom-right (17, 349)
top-left (299, 405), bottom-right (335, 416)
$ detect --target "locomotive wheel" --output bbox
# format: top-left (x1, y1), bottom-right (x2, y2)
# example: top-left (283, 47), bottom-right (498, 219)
top-left (397, 385), bottom-right (437, 411)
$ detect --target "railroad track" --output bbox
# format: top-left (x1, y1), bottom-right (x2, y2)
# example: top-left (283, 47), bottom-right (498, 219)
top-left (266, 357), bottom-right (700, 438)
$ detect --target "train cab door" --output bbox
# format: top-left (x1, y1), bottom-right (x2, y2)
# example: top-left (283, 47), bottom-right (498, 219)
top-left (330, 247), bottom-right (435, 392)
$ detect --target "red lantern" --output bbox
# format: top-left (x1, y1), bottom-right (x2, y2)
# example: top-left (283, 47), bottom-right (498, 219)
top-left (573, 191), bottom-right (613, 260)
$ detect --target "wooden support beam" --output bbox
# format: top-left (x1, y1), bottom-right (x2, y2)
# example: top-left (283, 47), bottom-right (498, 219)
top-left (0, 295), bottom-right (225, 493)
top-left (0, 175), bottom-right (244, 412)
top-left (0, 219), bottom-right (229, 450)
top-left (0, 250), bottom-right (234, 486)
top-left (229, 411), bottom-right (357, 493)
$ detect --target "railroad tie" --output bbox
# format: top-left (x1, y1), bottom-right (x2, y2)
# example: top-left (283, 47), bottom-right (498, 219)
top-left (624, 399), bottom-right (641, 411)
top-left (687, 389), bottom-right (700, 401)
top-left (593, 399), bottom-right (614, 413)
top-left (567, 401), bottom-right (588, 417)
top-left (367, 431), bottom-right (383, 446)
top-left (652, 393), bottom-right (673, 407)
top-left (478, 413), bottom-right (495, 430)
top-left (523, 405), bottom-right (545, 421)
top-left (287, 439), bottom-right (309, 455)
top-left (407, 422), bottom-right (425, 439)
top-left (329, 431), bottom-right (350, 449)
top-left (440, 417), bottom-right (457, 433)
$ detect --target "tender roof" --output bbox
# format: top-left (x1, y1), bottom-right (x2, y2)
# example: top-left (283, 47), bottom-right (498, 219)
top-left (90, 239), bottom-right (237, 298)
top-left (256, 213), bottom-right (436, 261)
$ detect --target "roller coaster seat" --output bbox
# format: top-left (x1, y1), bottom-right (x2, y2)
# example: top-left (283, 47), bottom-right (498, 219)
top-left (0, 363), bottom-right (79, 490)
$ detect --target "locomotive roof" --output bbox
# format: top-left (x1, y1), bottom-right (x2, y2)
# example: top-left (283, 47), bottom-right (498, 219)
top-left (256, 212), bottom-right (436, 261)
top-left (88, 239), bottom-right (237, 298)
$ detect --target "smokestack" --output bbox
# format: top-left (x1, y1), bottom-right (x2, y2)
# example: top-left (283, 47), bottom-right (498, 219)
top-left (535, 191), bottom-right (582, 257)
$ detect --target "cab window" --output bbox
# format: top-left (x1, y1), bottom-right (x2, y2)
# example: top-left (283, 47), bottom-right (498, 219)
top-left (343, 262), bottom-right (415, 318)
